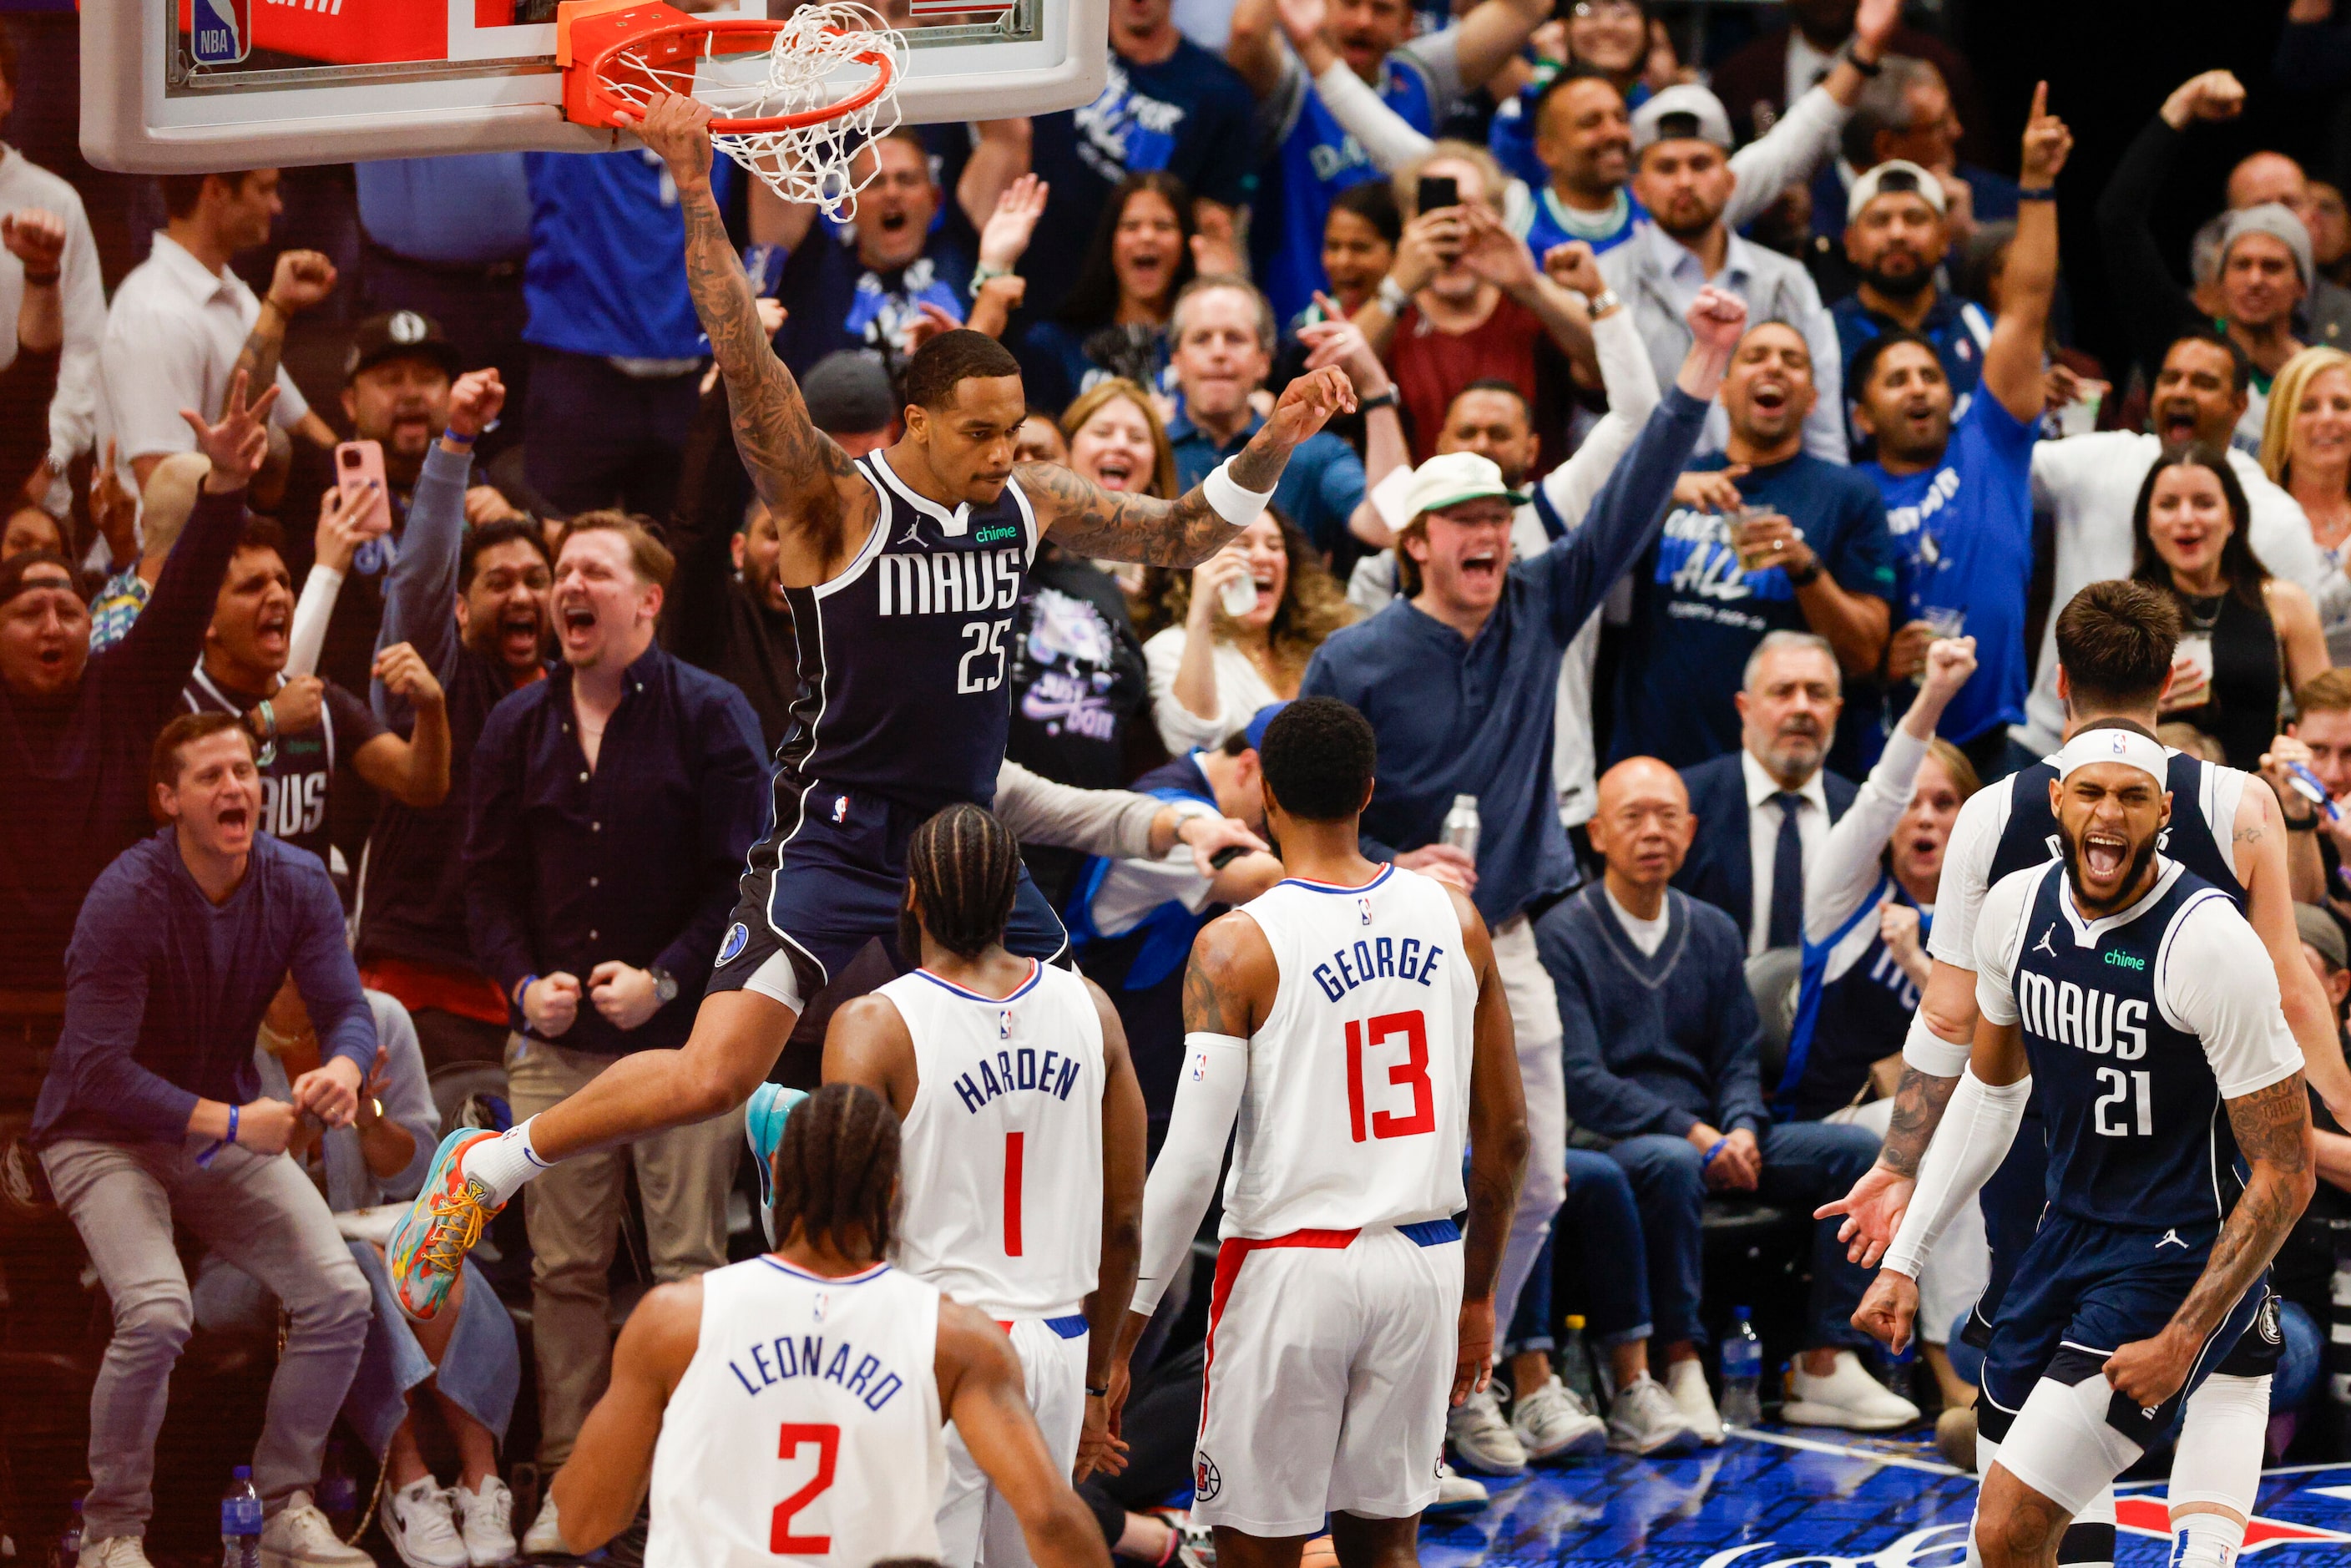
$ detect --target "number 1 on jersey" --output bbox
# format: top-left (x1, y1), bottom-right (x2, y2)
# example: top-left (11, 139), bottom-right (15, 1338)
top-left (1004, 1130), bottom-right (1024, 1257)
top-left (771, 1423), bottom-right (839, 1553)
top-left (1345, 1010), bottom-right (1435, 1143)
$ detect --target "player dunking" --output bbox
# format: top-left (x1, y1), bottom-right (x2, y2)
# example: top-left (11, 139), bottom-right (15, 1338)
top-left (549, 1083), bottom-right (1109, 1568)
top-left (822, 803), bottom-right (1149, 1568)
top-left (1851, 721), bottom-right (2313, 1568)
top-left (387, 90), bottom-right (1357, 1318)
top-left (1818, 580), bottom-right (2351, 1568)
top-left (1115, 699), bottom-right (1528, 1566)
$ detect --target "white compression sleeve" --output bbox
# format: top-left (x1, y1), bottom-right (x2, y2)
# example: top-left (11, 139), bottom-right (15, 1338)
top-left (1310, 58), bottom-right (1435, 171)
top-left (285, 563), bottom-right (345, 680)
top-left (1203, 460), bottom-right (1276, 528)
top-left (1884, 1068), bottom-right (2030, 1278)
top-left (1903, 1006), bottom-right (1974, 1078)
top-left (2171, 1372), bottom-right (2271, 1557)
top-left (1130, 1031), bottom-right (1248, 1318)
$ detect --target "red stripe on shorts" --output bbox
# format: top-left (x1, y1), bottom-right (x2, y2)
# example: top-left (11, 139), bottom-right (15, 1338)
top-left (1198, 1228), bottom-right (1361, 1429)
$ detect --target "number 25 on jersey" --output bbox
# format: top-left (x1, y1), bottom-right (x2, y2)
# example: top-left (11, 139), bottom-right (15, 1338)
top-left (1347, 1011), bottom-right (1434, 1142)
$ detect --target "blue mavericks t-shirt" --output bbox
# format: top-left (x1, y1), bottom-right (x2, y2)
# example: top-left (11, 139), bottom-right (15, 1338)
top-left (1863, 391), bottom-right (2037, 745)
top-left (772, 221), bottom-right (973, 378)
top-left (1254, 53), bottom-right (1439, 323)
top-left (1519, 185), bottom-right (1646, 266)
top-left (1611, 452), bottom-right (1896, 768)
top-left (523, 149), bottom-right (738, 362)
top-left (1025, 43), bottom-right (1260, 318)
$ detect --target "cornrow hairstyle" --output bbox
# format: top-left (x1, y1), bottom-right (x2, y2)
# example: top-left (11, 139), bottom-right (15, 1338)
top-left (770, 1082), bottom-right (901, 1260)
top-left (902, 803), bottom-right (1023, 961)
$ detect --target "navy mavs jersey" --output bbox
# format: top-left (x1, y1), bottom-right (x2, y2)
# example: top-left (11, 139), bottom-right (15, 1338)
top-left (772, 452), bottom-right (1041, 821)
top-left (1996, 859), bottom-right (2242, 1230)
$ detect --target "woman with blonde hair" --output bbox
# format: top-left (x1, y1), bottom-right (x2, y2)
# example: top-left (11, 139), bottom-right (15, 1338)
top-left (1140, 508), bottom-right (1360, 755)
top-left (1060, 377), bottom-right (1180, 501)
top-left (2260, 343), bottom-right (2351, 663)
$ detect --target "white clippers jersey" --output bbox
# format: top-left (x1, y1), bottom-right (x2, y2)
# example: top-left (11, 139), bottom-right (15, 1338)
top-left (645, 1257), bottom-right (947, 1568)
top-left (1223, 865), bottom-right (1479, 1238)
top-left (887, 960), bottom-right (1106, 1319)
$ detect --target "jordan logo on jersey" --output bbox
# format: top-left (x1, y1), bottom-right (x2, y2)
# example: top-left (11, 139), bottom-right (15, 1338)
top-left (875, 547), bottom-right (1024, 619)
top-left (723, 1330), bottom-right (910, 1412)
top-left (2034, 924), bottom-right (2059, 958)
top-left (952, 1046), bottom-right (1084, 1115)
top-left (1312, 935), bottom-right (1444, 1004)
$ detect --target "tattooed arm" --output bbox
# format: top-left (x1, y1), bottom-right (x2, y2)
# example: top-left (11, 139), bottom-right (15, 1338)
top-left (1449, 883), bottom-right (1528, 1405)
top-left (628, 94), bottom-right (872, 579)
top-left (1024, 366), bottom-right (1358, 565)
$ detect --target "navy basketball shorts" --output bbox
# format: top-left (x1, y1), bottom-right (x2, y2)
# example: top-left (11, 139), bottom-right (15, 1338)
top-left (705, 781), bottom-right (1071, 1014)
top-left (1979, 1212), bottom-right (2270, 1462)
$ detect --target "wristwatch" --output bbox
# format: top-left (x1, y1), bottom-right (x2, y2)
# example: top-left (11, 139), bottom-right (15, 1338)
top-left (1358, 387), bottom-right (1401, 413)
top-left (1839, 40), bottom-right (1883, 77)
top-left (1376, 275), bottom-right (1412, 316)
top-left (1784, 556), bottom-right (1824, 589)
top-left (1582, 287), bottom-right (1621, 319)
top-left (649, 965), bottom-right (680, 1005)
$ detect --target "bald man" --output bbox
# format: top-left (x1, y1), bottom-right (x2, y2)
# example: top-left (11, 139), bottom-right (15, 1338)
top-left (2227, 149), bottom-right (2351, 349)
top-left (1538, 756), bottom-right (1916, 1434)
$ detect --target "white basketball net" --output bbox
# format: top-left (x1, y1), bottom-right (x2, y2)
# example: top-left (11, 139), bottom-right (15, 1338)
top-left (599, 2), bottom-right (908, 221)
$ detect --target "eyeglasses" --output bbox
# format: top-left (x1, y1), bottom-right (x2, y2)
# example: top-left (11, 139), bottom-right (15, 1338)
top-left (1571, 0), bottom-right (1641, 18)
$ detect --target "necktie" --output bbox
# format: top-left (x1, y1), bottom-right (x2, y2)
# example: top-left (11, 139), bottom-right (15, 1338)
top-left (1767, 792), bottom-right (1805, 949)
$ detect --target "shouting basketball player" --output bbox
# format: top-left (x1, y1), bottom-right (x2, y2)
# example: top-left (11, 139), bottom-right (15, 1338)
top-left (1116, 698), bottom-right (1529, 1566)
top-left (387, 91), bottom-right (1358, 1320)
top-left (550, 1082), bottom-right (1109, 1568)
top-left (822, 803), bottom-right (1149, 1567)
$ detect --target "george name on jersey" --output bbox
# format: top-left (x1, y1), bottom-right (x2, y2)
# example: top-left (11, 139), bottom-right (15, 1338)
top-left (2016, 969), bottom-right (2149, 1059)
top-left (953, 1046), bottom-right (1084, 1115)
top-left (1312, 936), bottom-right (1444, 1004)
top-left (726, 1330), bottom-right (909, 1411)
top-left (877, 546), bottom-right (1024, 619)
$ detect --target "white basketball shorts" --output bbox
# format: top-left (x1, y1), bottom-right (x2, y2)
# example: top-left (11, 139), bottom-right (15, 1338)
top-left (938, 1312), bottom-right (1090, 1568)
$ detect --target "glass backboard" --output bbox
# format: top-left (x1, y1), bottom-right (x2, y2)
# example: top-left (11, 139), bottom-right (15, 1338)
top-left (83, 0), bottom-right (1107, 172)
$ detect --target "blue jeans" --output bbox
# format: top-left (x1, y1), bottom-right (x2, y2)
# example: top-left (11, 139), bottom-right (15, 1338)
top-left (1606, 1120), bottom-right (1880, 1353)
top-left (1505, 1149), bottom-right (1655, 1355)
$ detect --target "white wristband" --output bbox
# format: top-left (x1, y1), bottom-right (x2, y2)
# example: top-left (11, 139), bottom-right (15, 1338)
top-left (1901, 1007), bottom-right (1972, 1078)
top-left (1202, 458), bottom-right (1277, 529)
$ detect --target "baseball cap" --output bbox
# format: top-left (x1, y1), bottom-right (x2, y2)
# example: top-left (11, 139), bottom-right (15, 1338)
top-left (1398, 452), bottom-right (1529, 524)
top-left (2222, 202), bottom-right (2313, 289)
top-left (1846, 159), bottom-right (1947, 223)
top-left (1242, 701), bottom-right (1291, 753)
top-left (343, 310), bottom-right (462, 383)
top-left (1631, 84), bottom-right (1733, 155)
top-left (802, 351), bottom-right (897, 436)
top-left (2295, 901), bottom-right (2347, 974)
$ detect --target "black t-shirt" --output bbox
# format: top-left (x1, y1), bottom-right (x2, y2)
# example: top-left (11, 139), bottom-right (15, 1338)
top-left (180, 668), bottom-right (383, 869)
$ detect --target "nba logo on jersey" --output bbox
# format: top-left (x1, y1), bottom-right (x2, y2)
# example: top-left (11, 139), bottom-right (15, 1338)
top-left (809, 1290), bottom-right (830, 1323)
top-left (998, 1008), bottom-right (1012, 1040)
top-left (190, 0), bottom-right (251, 64)
top-left (832, 794), bottom-right (850, 824)
top-left (1358, 897), bottom-right (1373, 926)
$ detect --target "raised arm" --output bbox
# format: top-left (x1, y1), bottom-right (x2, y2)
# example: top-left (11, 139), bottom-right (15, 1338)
top-left (1225, 0), bottom-right (1290, 100)
top-left (2096, 73), bottom-right (2231, 380)
top-left (1022, 367), bottom-right (1357, 566)
top-left (2230, 775), bottom-right (2351, 1125)
top-left (1453, 884), bottom-right (1528, 1404)
top-left (1447, 0), bottom-right (1552, 95)
top-left (1984, 86), bottom-right (2070, 423)
top-left (625, 94), bottom-right (874, 575)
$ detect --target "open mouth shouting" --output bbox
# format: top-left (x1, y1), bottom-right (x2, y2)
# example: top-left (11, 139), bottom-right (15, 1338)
top-left (499, 605), bottom-right (543, 665)
top-left (2080, 827), bottom-right (2130, 883)
top-left (1093, 451), bottom-right (1138, 491)
top-left (558, 599), bottom-right (600, 649)
top-left (2155, 397), bottom-right (2203, 446)
top-left (1748, 377), bottom-right (1792, 420)
top-left (1457, 542), bottom-right (1503, 592)
top-left (255, 602), bottom-right (290, 656)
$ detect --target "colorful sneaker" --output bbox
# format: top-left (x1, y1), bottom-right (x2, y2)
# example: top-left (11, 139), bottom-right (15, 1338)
top-left (387, 1129), bottom-right (503, 1322)
top-left (746, 1083), bottom-right (808, 1247)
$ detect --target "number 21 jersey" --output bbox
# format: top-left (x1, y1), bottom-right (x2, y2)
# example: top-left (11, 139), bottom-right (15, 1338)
top-left (1223, 865), bottom-right (1479, 1239)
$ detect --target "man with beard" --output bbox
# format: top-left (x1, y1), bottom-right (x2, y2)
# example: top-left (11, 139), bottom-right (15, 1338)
top-left (1833, 160), bottom-right (1979, 430)
top-left (1600, 85), bottom-right (1849, 465)
top-left (356, 370), bottom-right (554, 1070)
top-left (2019, 330), bottom-right (2327, 755)
top-left (1855, 719), bottom-right (2313, 1568)
top-left (1850, 93), bottom-right (2069, 777)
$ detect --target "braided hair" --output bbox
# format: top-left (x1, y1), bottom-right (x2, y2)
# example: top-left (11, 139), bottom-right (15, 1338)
top-left (901, 803), bottom-right (1022, 961)
top-left (770, 1082), bottom-right (901, 1260)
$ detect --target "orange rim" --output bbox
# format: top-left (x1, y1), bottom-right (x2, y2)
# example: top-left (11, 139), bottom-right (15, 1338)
top-left (579, 18), bottom-right (897, 135)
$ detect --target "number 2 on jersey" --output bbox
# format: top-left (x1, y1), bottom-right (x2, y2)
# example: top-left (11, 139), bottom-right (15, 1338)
top-left (1345, 1010), bottom-right (1435, 1143)
top-left (771, 1423), bottom-right (839, 1553)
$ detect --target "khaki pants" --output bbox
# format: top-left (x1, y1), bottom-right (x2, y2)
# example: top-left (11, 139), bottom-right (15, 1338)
top-left (505, 1034), bottom-right (744, 1464)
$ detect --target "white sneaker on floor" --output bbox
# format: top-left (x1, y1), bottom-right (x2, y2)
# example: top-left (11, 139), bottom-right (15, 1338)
top-left (520, 1494), bottom-right (567, 1559)
top-left (78, 1539), bottom-right (156, 1568)
top-left (1665, 1357), bottom-right (1727, 1445)
top-left (1606, 1373), bottom-right (1701, 1456)
top-left (454, 1478), bottom-right (518, 1566)
top-left (382, 1479), bottom-right (470, 1568)
top-left (1444, 1384), bottom-right (1528, 1475)
top-left (1428, 1460), bottom-right (1489, 1515)
top-left (1511, 1374), bottom-right (1607, 1461)
top-left (260, 1493), bottom-right (374, 1568)
top-left (1782, 1350), bottom-right (1922, 1431)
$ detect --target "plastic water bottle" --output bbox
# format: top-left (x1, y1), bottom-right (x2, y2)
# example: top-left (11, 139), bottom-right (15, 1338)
top-left (1441, 794), bottom-right (1481, 862)
top-left (52, 1500), bottom-right (81, 1568)
top-left (1557, 1314), bottom-right (1601, 1409)
top-left (1719, 1308), bottom-right (1763, 1427)
top-left (221, 1465), bottom-right (262, 1568)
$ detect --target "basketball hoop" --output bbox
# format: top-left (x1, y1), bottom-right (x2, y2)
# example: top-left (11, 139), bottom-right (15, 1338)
top-left (559, 0), bottom-right (909, 219)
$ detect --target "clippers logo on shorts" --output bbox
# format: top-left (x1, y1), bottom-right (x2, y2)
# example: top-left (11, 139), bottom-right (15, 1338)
top-left (1193, 1454), bottom-right (1221, 1501)
top-left (717, 923), bottom-right (750, 966)
top-left (191, 0), bottom-right (251, 64)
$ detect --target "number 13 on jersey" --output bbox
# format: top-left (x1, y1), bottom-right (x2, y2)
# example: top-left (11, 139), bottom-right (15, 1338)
top-left (1346, 1010), bottom-right (1435, 1142)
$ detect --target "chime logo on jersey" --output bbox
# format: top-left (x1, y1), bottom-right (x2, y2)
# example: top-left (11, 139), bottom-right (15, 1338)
top-left (191, 0), bottom-right (250, 64)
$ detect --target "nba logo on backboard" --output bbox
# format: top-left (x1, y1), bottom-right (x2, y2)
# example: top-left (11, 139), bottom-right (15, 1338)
top-left (190, 0), bottom-right (251, 66)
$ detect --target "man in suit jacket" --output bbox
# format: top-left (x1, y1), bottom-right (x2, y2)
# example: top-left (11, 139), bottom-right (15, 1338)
top-left (1707, 0), bottom-right (1990, 168)
top-left (1672, 630), bottom-right (1856, 953)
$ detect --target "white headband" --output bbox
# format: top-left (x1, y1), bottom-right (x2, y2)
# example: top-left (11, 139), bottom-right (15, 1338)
top-left (2055, 727), bottom-right (2168, 787)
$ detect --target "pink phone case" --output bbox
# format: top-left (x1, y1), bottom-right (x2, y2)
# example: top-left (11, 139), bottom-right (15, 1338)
top-left (336, 439), bottom-right (392, 538)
